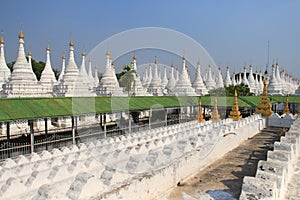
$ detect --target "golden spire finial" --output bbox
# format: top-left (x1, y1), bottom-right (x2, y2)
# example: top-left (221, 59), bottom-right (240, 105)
top-left (133, 52), bottom-right (136, 60)
top-left (211, 98), bottom-right (221, 122)
top-left (243, 64), bottom-right (246, 70)
top-left (46, 41), bottom-right (50, 51)
top-left (283, 97), bottom-right (291, 115)
top-left (226, 65), bottom-right (229, 70)
top-left (171, 63), bottom-right (174, 67)
top-left (19, 24), bottom-right (24, 39)
top-left (229, 88), bottom-right (242, 121)
top-left (276, 59), bottom-right (278, 66)
top-left (62, 54), bottom-right (65, 59)
top-left (208, 64), bottom-right (211, 68)
top-left (197, 58), bottom-right (200, 65)
top-left (250, 64), bottom-right (252, 68)
top-left (82, 50), bottom-right (86, 56)
top-left (0, 31), bottom-right (4, 44)
top-left (69, 33), bottom-right (74, 46)
top-left (198, 99), bottom-right (205, 122)
top-left (164, 65), bottom-right (166, 69)
top-left (272, 63), bottom-right (275, 68)
top-left (105, 50), bottom-right (110, 56)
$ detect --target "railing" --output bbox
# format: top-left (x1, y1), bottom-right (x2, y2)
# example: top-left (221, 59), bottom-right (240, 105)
top-left (0, 114), bottom-right (196, 161)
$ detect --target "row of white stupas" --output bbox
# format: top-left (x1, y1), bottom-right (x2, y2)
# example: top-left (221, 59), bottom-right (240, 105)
top-left (0, 28), bottom-right (299, 97)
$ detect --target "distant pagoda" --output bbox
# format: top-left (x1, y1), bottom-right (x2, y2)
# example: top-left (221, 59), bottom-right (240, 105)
top-left (283, 97), bottom-right (291, 114)
top-left (255, 76), bottom-right (272, 117)
top-left (197, 99), bottom-right (205, 122)
top-left (211, 98), bottom-right (221, 122)
top-left (229, 88), bottom-right (242, 121)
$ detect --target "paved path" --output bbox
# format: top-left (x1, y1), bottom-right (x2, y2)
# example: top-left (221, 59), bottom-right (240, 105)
top-left (160, 127), bottom-right (281, 200)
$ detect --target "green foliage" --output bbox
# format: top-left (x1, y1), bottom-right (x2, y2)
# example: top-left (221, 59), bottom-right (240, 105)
top-left (206, 83), bottom-right (254, 97)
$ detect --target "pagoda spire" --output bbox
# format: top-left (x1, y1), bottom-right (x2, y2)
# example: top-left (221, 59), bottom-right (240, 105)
top-left (58, 54), bottom-right (66, 82)
top-left (229, 88), bottom-right (242, 121)
top-left (0, 33), bottom-right (11, 83)
top-left (211, 98), bottom-right (221, 122)
top-left (40, 42), bottom-right (57, 85)
top-left (167, 64), bottom-right (176, 90)
top-left (192, 58), bottom-right (208, 95)
top-left (197, 99), bottom-right (205, 122)
top-left (255, 76), bottom-right (272, 117)
top-left (283, 96), bottom-right (291, 115)
top-left (224, 65), bottom-right (232, 86)
top-left (161, 65), bottom-right (168, 88)
top-left (87, 58), bottom-right (95, 86)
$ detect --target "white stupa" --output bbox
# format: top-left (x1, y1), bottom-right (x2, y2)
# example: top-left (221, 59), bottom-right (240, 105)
top-left (192, 59), bottom-right (208, 95)
top-left (205, 64), bottom-right (216, 90)
top-left (148, 57), bottom-right (164, 96)
top-left (215, 67), bottom-right (224, 88)
top-left (259, 70), bottom-right (264, 92)
top-left (166, 64), bottom-right (177, 93)
top-left (238, 72), bottom-right (242, 84)
top-left (94, 67), bottom-right (99, 87)
top-left (58, 55), bottom-right (66, 83)
top-left (267, 64), bottom-right (281, 95)
top-left (275, 61), bottom-right (283, 94)
top-left (247, 64), bottom-right (256, 93)
top-left (60, 38), bottom-right (79, 96)
top-left (145, 64), bottom-right (152, 87)
top-left (232, 72), bottom-right (237, 86)
top-left (161, 65), bottom-right (168, 89)
top-left (242, 65), bottom-right (249, 86)
top-left (7, 26), bottom-right (40, 97)
top-left (97, 51), bottom-right (124, 96)
top-left (40, 43), bottom-right (57, 96)
top-left (74, 51), bottom-right (95, 96)
top-left (224, 66), bottom-right (232, 87)
top-left (173, 56), bottom-right (196, 96)
top-left (87, 58), bottom-right (95, 88)
top-left (142, 66), bottom-right (148, 87)
top-left (0, 35), bottom-right (11, 86)
top-left (254, 70), bottom-right (260, 94)
top-left (130, 53), bottom-right (150, 96)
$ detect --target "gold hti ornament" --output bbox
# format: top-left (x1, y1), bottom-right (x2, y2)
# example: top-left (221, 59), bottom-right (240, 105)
top-left (211, 98), bottom-right (221, 122)
top-left (229, 89), bottom-right (242, 121)
top-left (197, 99), bottom-right (205, 122)
top-left (283, 97), bottom-right (291, 114)
top-left (255, 76), bottom-right (272, 117)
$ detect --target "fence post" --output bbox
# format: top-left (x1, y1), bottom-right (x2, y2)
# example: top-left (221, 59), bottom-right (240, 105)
top-left (72, 116), bottom-right (75, 145)
top-left (149, 108), bottom-right (152, 130)
top-left (29, 120), bottom-right (34, 153)
top-left (44, 118), bottom-right (48, 150)
top-left (165, 108), bottom-right (168, 126)
top-left (128, 112), bottom-right (132, 134)
top-left (104, 113), bottom-right (107, 139)
top-left (6, 122), bottom-right (10, 158)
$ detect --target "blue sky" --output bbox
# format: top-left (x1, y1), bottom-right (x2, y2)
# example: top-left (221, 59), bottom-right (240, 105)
top-left (1, 0), bottom-right (300, 77)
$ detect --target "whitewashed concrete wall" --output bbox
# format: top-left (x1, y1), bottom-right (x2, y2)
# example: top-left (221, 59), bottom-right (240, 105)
top-left (268, 113), bottom-right (295, 128)
top-left (240, 117), bottom-right (300, 200)
top-left (0, 114), bottom-right (265, 200)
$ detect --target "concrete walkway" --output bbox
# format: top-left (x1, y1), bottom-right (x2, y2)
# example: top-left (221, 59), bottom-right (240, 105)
top-left (160, 127), bottom-right (281, 200)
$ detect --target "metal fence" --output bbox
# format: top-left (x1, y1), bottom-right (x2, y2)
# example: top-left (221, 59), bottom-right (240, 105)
top-left (0, 114), bottom-right (196, 161)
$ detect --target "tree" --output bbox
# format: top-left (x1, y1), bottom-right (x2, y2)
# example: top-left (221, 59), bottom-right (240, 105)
top-left (206, 83), bottom-right (254, 97)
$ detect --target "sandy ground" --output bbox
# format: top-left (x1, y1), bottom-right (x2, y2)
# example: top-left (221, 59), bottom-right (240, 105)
top-left (160, 127), bottom-right (281, 200)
